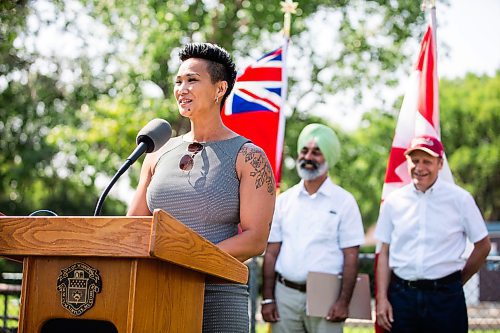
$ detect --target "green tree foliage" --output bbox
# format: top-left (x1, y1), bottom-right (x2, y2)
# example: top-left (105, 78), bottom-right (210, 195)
top-left (0, 0), bottom-right (125, 215)
top-left (440, 72), bottom-right (500, 221)
top-left (334, 110), bottom-right (396, 227)
top-left (1, 0), bottom-right (428, 217)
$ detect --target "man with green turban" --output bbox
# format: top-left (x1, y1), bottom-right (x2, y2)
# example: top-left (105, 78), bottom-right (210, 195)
top-left (261, 123), bottom-right (365, 333)
top-left (297, 123), bottom-right (341, 172)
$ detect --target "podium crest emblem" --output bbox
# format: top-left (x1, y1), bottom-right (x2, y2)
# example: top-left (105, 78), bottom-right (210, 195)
top-left (57, 262), bottom-right (102, 316)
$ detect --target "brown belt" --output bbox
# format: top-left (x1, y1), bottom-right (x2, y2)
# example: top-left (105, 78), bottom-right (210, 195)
top-left (276, 272), bottom-right (306, 292)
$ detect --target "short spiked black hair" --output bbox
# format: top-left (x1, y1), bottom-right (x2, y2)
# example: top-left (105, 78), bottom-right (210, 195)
top-left (179, 43), bottom-right (237, 111)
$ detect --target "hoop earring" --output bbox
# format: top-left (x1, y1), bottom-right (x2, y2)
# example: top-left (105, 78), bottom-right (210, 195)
top-left (215, 96), bottom-right (219, 104)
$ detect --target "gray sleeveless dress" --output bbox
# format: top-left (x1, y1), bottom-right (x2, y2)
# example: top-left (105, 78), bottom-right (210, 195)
top-left (147, 135), bottom-right (250, 333)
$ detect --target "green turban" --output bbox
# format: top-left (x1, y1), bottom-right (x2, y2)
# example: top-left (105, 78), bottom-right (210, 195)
top-left (297, 123), bottom-right (341, 168)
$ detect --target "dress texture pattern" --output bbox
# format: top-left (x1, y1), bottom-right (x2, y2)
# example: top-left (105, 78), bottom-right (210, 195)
top-left (147, 135), bottom-right (250, 332)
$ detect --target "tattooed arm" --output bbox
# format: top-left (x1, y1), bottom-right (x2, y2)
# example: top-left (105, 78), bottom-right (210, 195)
top-left (216, 143), bottom-right (276, 262)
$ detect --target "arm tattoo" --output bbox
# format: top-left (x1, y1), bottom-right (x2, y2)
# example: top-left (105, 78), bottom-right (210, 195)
top-left (240, 145), bottom-right (275, 194)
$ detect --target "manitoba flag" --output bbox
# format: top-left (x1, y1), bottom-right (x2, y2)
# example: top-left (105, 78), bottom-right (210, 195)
top-left (221, 45), bottom-right (287, 185)
top-left (375, 10), bottom-right (453, 333)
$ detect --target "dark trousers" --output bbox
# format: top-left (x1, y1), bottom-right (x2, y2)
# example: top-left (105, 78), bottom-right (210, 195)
top-left (388, 273), bottom-right (468, 333)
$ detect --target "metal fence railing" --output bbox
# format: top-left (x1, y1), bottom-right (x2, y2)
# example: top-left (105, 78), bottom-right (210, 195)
top-left (1, 255), bottom-right (499, 332)
top-left (0, 283), bottom-right (20, 333)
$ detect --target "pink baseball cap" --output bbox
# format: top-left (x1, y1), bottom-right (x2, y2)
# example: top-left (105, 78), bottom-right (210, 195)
top-left (404, 135), bottom-right (444, 158)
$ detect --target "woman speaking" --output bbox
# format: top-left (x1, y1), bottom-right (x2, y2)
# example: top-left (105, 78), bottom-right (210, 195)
top-left (127, 42), bottom-right (276, 332)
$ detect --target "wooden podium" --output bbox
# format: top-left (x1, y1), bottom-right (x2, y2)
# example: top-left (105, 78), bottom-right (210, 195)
top-left (0, 209), bottom-right (248, 332)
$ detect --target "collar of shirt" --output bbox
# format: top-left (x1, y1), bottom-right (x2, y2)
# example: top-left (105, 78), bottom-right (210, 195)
top-left (297, 176), bottom-right (336, 199)
top-left (411, 176), bottom-right (442, 196)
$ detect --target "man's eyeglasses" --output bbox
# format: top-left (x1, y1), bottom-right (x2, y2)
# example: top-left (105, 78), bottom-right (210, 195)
top-left (179, 142), bottom-right (204, 171)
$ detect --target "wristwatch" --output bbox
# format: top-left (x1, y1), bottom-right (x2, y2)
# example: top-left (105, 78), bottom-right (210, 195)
top-left (260, 298), bottom-right (275, 305)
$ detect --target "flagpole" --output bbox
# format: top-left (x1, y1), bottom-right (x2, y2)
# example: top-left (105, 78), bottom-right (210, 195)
top-left (422, 0), bottom-right (438, 61)
top-left (422, 1), bottom-right (454, 182)
top-left (422, 0), bottom-right (440, 138)
top-left (429, 4), bottom-right (437, 43)
top-left (280, 0), bottom-right (298, 39)
top-left (274, 0), bottom-right (297, 190)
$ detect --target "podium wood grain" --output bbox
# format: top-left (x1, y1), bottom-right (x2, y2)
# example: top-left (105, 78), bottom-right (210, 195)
top-left (0, 210), bottom-right (247, 332)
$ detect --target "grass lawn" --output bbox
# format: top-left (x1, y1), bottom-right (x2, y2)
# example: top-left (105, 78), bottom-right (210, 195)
top-left (256, 323), bottom-right (375, 333)
top-left (256, 322), bottom-right (500, 333)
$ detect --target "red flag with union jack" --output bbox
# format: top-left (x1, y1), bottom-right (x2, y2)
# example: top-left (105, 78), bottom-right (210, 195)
top-left (375, 9), bottom-right (453, 333)
top-left (221, 44), bottom-right (287, 185)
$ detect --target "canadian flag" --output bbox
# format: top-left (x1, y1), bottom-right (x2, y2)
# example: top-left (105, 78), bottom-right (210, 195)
top-left (381, 10), bottom-right (453, 201)
top-left (375, 8), bottom-right (453, 333)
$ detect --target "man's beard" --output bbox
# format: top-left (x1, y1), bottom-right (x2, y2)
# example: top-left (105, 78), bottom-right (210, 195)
top-left (296, 159), bottom-right (329, 181)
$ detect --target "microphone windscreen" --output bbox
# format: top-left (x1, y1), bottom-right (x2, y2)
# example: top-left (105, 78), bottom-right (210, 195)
top-left (136, 118), bottom-right (172, 153)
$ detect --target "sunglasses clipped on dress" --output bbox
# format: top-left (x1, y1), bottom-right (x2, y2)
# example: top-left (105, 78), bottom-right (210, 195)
top-left (179, 142), bottom-right (204, 171)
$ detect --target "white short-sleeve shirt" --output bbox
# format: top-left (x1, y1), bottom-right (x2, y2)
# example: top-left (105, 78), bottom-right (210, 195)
top-left (375, 178), bottom-right (488, 280)
top-left (269, 177), bottom-right (365, 283)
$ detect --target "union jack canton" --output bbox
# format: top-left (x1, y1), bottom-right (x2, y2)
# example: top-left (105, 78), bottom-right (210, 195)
top-left (222, 46), bottom-right (286, 184)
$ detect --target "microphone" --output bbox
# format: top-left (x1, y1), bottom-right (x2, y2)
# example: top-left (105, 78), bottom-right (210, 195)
top-left (94, 119), bottom-right (172, 216)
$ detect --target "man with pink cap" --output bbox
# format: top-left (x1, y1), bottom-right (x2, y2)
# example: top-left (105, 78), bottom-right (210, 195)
top-left (375, 134), bottom-right (491, 333)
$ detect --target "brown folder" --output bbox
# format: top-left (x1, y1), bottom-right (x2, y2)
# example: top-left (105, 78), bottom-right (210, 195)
top-left (306, 272), bottom-right (372, 320)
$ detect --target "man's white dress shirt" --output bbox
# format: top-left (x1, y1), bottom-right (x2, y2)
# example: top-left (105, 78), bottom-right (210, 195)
top-left (269, 177), bottom-right (365, 283)
top-left (375, 178), bottom-right (488, 280)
